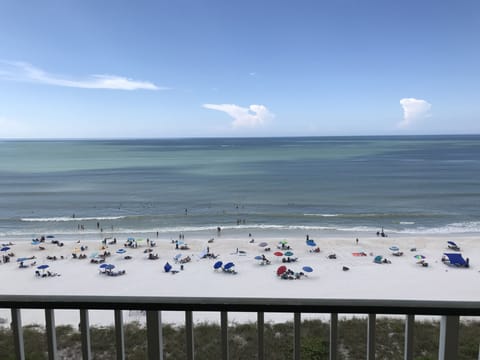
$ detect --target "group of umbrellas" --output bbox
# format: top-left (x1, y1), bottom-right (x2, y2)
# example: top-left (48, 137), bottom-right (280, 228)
top-left (277, 265), bottom-right (313, 276)
top-left (213, 260), bottom-right (236, 273)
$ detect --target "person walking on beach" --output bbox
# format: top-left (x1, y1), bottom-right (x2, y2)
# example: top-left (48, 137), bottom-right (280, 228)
top-left (356, 238), bottom-right (359, 245)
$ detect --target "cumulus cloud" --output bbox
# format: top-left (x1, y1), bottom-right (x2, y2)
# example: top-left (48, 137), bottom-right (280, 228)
top-left (203, 103), bottom-right (274, 128)
top-left (398, 98), bottom-right (431, 128)
top-left (0, 61), bottom-right (163, 90)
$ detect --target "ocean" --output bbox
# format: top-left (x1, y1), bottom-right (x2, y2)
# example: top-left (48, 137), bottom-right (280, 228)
top-left (1, 136), bottom-right (480, 240)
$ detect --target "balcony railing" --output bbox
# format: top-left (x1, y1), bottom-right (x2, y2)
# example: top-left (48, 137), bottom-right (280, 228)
top-left (1, 295), bottom-right (479, 360)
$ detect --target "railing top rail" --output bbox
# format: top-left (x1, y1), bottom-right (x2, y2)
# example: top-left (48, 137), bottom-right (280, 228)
top-left (1, 295), bottom-right (480, 315)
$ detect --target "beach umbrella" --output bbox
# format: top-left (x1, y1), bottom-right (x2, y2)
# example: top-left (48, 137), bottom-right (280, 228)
top-left (116, 249), bottom-right (127, 254)
top-left (254, 255), bottom-right (263, 260)
top-left (414, 255), bottom-right (426, 260)
top-left (447, 241), bottom-right (457, 246)
top-left (276, 265), bottom-right (287, 276)
top-left (389, 246), bottom-right (400, 252)
top-left (279, 240), bottom-right (288, 245)
top-left (127, 237), bottom-right (135, 241)
top-left (1, 246), bottom-right (10, 252)
top-left (223, 262), bottom-right (235, 270)
top-left (302, 266), bottom-right (313, 273)
top-left (274, 251), bottom-right (283, 257)
top-left (104, 264), bottom-right (115, 271)
top-left (31, 240), bottom-right (40, 245)
top-left (213, 261), bottom-right (223, 269)
top-left (99, 263), bottom-right (109, 269)
top-left (174, 254), bottom-right (182, 261)
top-left (284, 251), bottom-right (294, 257)
top-left (46, 235), bottom-right (55, 239)
top-left (37, 264), bottom-right (49, 270)
top-left (164, 262), bottom-right (172, 273)
top-left (258, 242), bottom-right (268, 248)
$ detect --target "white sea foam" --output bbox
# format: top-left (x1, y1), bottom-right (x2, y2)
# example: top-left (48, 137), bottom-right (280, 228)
top-left (21, 216), bottom-right (126, 222)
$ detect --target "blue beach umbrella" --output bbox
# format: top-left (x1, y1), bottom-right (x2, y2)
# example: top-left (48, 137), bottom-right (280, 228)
top-left (17, 257), bottom-right (29, 262)
top-left (302, 266), bottom-right (313, 273)
top-left (448, 241), bottom-right (458, 246)
top-left (223, 262), bottom-right (235, 270)
top-left (214, 261), bottom-right (223, 269)
top-left (37, 264), bottom-right (49, 270)
top-left (254, 255), bottom-right (263, 260)
top-left (31, 240), bottom-right (40, 245)
top-left (0, 246), bottom-right (10, 252)
top-left (116, 249), bottom-right (127, 254)
top-left (164, 262), bottom-right (172, 273)
top-left (174, 253), bottom-right (182, 261)
top-left (389, 246), bottom-right (399, 252)
top-left (46, 235), bottom-right (55, 239)
top-left (104, 264), bottom-right (115, 271)
top-left (284, 251), bottom-right (294, 257)
top-left (99, 263), bottom-right (109, 269)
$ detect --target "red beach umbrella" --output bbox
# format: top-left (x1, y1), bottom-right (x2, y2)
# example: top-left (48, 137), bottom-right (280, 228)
top-left (274, 251), bottom-right (283, 257)
top-left (277, 265), bottom-right (287, 276)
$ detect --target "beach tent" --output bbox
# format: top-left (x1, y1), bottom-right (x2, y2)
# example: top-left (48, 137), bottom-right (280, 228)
top-left (306, 239), bottom-right (317, 247)
top-left (443, 253), bottom-right (467, 267)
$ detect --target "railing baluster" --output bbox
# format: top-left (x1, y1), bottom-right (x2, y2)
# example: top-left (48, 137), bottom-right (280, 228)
top-left (185, 310), bottom-right (194, 360)
top-left (114, 310), bottom-right (125, 360)
top-left (367, 313), bottom-right (376, 360)
top-left (294, 312), bottom-right (301, 360)
top-left (438, 315), bottom-right (459, 360)
top-left (45, 309), bottom-right (57, 360)
top-left (404, 314), bottom-right (414, 360)
top-left (80, 309), bottom-right (92, 360)
top-left (146, 310), bottom-right (164, 360)
top-left (330, 313), bottom-right (338, 360)
top-left (257, 312), bottom-right (264, 360)
top-left (11, 308), bottom-right (25, 360)
top-left (221, 311), bottom-right (228, 360)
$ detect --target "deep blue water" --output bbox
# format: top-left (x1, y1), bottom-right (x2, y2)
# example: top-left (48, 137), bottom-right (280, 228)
top-left (1, 136), bottom-right (480, 238)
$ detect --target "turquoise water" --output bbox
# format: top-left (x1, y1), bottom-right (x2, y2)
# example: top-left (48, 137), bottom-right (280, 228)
top-left (1, 136), bottom-right (480, 238)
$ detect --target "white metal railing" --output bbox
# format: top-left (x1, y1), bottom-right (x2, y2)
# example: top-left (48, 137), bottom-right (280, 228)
top-left (1, 295), bottom-right (479, 360)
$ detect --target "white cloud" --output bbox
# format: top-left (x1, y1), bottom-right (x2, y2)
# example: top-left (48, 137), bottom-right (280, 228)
top-left (398, 98), bottom-right (431, 128)
top-left (203, 103), bottom-right (274, 128)
top-left (0, 61), bottom-right (163, 90)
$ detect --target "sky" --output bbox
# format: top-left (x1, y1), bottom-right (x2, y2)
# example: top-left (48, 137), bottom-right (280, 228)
top-left (0, 0), bottom-right (479, 138)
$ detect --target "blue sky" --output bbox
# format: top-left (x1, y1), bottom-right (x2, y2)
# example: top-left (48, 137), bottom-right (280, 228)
top-left (0, 0), bottom-right (479, 138)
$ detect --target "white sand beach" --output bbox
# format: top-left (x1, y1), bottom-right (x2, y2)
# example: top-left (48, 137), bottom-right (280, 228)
top-left (1, 230), bottom-right (478, 326)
